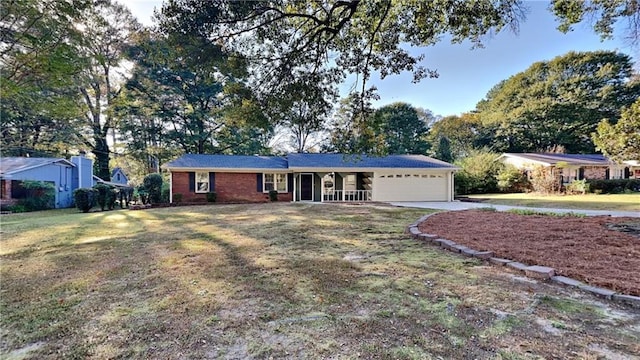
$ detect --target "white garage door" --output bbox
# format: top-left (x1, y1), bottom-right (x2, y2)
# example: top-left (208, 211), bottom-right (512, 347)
top-left (373, 172), bottom-right (448, 202)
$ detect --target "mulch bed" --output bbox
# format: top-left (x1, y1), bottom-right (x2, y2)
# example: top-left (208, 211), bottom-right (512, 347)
top-left (418, 210), bottom-right (640, 296)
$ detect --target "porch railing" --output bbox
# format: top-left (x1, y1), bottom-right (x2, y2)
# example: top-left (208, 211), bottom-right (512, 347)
top-left (323, 190), bottom-right (372, 202)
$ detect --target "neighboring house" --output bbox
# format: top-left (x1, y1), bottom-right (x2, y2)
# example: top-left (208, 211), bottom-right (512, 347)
top-left (0, 155), bottom-right (94, 208)
top-left (110, 167), bottom-right (129, 185)
top-left (162, 153), bottom-right (459, 203)
top-left (497, 153), bottom-right (637, 182)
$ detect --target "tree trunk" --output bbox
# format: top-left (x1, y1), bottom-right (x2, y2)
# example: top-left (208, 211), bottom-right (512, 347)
top-left (93, 137), bottom-right (111, 181)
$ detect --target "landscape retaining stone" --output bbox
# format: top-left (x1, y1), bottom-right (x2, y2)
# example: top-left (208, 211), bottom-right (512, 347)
top-left (418, 233), bottom-right (438, 239)
top-left (489, 257), bottom-right (512, 266)
top-left (434, 239), bottom-right (456, 248)
top-left (551, 276), bottom-right (583, 287)
top-left (409, 215), bottom-right (638, 309)
top-left (578, 285), bottom-right (616, 300)
top-left (417, 234), bottom-right (437, 244)
top-left (450, 244), bottom-right (470, 253)
top-left (473, 251), bottom-right (494, 259)
top-left (612, 294), bottom-right (640, 307)
top-left (506, 262), bottom-right (529, 271)
top-left (461, 248), bottom-right (480, 257)
top-left (524, 266), bottom-right (556, 279)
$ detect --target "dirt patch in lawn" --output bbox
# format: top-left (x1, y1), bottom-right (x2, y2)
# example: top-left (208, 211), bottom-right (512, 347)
top-left (418, 210), bottom-right (640, 296)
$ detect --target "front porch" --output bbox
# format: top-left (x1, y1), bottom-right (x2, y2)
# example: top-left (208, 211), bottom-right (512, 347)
top-left (292, 172), bottom-right (373, 202)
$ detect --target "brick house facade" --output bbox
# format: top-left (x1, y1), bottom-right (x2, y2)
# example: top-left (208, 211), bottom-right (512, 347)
top-left (171, 172), bottom-right (293, 203)
top-left (163, 154), bottom-right (459, 203)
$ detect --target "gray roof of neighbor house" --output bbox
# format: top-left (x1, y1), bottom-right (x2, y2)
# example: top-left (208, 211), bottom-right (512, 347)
top-left (162, 154), bottom-right (289, 170)
top-left (500, 153), bottom-right (612, 166)
top-left (287, 153), bottom-right (458, 169)
top-left (0, 157), bottom-right (74, 176)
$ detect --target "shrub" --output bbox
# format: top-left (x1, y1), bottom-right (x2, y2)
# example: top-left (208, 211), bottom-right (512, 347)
top-left (172, 193), bottom-right (183, 203)
top-left (119, 187), bottom-right (134, 208)
top-left (586, 179), bottom-right (640, 194)
top-left (141, 173), bottom-right (163, 204)
top-left (565, 179), bottom-right (589, 195)
top-left (454, 150), bottom-right (502, 195)
top-left (268, 190), bottom-right (278, 201)
top-left (206, 192), bottom-right (217, 202)
top-left (137, 188), bottom-right (149, 204)
top-left (496, 165), bottom-right (530, 193)
top-left (530, 166), bottom-right (561, 194)
top-left (74, 188), bottom-right (98, 213)
top-left (16, 180), bottom-right (56, 211)
top-left (7, 204), bottom-right (27, 213)
top-left (94, 184), bottom-right (117, 211)
top-left (161, 181), bottom-right (170, 203)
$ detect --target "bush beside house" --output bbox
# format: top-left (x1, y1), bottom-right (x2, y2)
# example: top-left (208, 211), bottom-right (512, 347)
top-left (74, 188), bottom-right (98, 213)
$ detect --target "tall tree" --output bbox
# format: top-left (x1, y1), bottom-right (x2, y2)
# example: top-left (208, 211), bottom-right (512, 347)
top-left (434, 136), bottom-right (454, 163)
top-left (592, 98), bottom-right (640, 162)
top-left (265, 72), bottom-right (336, 153)
top-left (372, 102), bottom-right (431, 154)
top-left (73, 0), bottom-right (141, 180)
top-left (158, 0), bottom-right (527, 136)
top-left (551, 0), bottom-right (640, 47)
top-left (476, 50), bottom-right (640, 153)
top-left (1, 0), bottom-right (89, 156)
top-left (428, 112), bottom-right (485, 160)
top-left (324, 91), bottom-right (378, 154)
top-left (119, 30), bottom-right (270, 159)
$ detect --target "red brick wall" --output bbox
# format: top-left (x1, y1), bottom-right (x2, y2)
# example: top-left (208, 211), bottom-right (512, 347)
top-left (171, 172), bottom-right (292, 203)
top-left (0, 180), bottom-right (10, 199)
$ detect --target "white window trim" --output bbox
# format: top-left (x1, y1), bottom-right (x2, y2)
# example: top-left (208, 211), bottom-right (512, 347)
top-left (263, 173), bottom-right (288, 193)
top-left (195, 172), bottom-right (209, 193)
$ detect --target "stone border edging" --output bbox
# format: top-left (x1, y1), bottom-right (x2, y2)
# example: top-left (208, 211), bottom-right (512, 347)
top-left (407, 212), bottom-right (640, 308)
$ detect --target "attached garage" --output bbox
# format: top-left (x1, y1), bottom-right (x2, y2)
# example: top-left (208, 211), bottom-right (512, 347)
top-left (287, 154), bottom-right (458, 203)
top-left (372, 171), bottom-right (451, 202)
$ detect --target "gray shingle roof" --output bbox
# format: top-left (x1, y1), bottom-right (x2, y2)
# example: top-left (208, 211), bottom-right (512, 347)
top-left (287, 153), bottom-right (457, 169)
top-left (162, 153), bottom-right (457, 171)
top-left (502, 153), bottom-right (612, 166)
top-left (0, 157), bottom-right (73, 176)
top-left (162, 154), bottom-right (289, 170)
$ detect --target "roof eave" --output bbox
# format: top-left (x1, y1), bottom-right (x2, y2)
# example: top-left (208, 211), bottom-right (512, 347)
top-left (163, 166), bottom-right (290, 172)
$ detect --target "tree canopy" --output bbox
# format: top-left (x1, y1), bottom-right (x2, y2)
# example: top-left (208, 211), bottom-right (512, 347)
top-left (476, 50), bottom-right (639, 153)
top-left (592, 98), bottom-right (640, 162)
top-left (551, 0), bottom-right (640, 47)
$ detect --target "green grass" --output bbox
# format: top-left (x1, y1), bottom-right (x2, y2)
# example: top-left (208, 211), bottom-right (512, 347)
top-left (506, 209), bottom-right (586, 217)
top-left (465, 193), bottom-right (640, 211)
top-left (1, 203), bottom-right (639, 359)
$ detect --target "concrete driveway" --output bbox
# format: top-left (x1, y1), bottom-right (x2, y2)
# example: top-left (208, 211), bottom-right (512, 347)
top-left (388, 201), bottom-right (640, 218)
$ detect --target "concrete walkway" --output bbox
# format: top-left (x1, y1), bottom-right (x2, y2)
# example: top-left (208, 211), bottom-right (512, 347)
top-left (389, 201), bottom-right (640, 218)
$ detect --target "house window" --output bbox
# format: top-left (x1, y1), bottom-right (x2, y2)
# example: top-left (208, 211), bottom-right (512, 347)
top-left (196, 172), bottom-right (209, 193)
top-left (263, 173), bottom-right (288, 193)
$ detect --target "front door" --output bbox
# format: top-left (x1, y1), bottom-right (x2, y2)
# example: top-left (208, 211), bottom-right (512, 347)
top-left (300, 174), bottom-right (313, 201)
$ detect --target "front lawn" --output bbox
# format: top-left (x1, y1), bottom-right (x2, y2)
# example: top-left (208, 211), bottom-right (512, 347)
top-left (464, 192), bottom-right (640, 211)
top-left (1, 204), bottom-right (639, 359)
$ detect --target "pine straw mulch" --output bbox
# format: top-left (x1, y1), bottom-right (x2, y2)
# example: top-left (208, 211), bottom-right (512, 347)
top-left (418, 210), bottom-right (640, 296)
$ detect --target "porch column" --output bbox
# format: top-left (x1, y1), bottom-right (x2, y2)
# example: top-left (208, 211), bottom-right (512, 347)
top-left (293, 173), bottom-right (297, 202)
top-left (169, 171), bottom-right (173, 204)
top-left (448, 172), bottom-right (454, 202)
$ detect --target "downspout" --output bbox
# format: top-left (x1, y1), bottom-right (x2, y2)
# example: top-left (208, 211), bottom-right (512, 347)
top-left (450, 171), bottom-right (454, 202)
top-left (78, 158), bottom-right (82, 189)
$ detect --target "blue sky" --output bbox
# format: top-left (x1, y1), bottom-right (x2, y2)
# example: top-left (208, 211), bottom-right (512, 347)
top-left (122, 0), bottom-right (636, 117)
